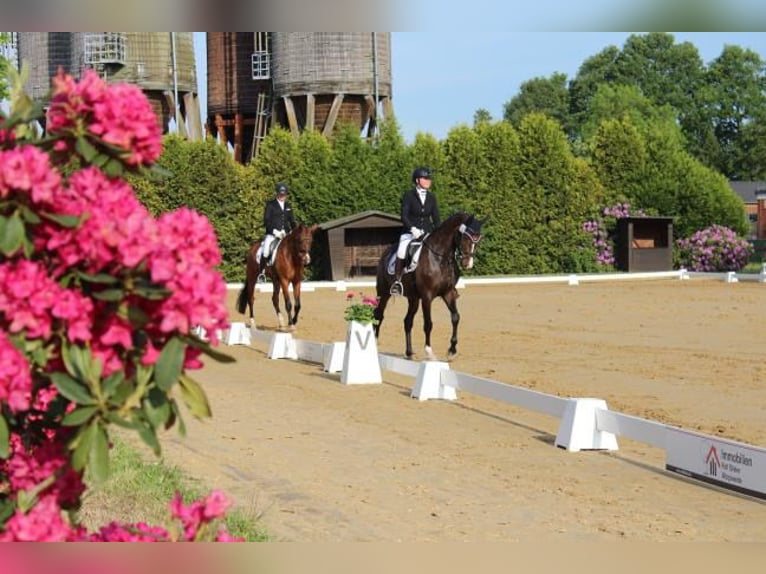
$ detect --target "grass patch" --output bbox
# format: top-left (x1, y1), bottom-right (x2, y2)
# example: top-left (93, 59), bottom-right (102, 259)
top-left (76, 435), bottom-right (268, 541)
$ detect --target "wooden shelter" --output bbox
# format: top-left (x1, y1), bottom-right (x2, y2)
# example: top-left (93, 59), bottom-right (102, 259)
top-left (318, 210), bottom-right (401, 280)
top-left (615, 217), bottom-right (674, 272)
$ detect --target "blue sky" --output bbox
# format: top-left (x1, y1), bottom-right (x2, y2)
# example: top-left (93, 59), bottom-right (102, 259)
top-left (193, 32), bottom-right (766, 143)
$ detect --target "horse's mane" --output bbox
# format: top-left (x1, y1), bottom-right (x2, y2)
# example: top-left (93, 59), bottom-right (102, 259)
top-left (431, 212), bottom-right (471, 238)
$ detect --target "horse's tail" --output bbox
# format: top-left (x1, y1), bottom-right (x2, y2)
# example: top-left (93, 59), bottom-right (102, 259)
top-left (236, 277), bottom-right (249, 315)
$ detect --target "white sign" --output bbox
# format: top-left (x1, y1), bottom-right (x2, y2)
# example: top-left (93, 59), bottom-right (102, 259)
top-left (665, 428), bottom-right (766, 500)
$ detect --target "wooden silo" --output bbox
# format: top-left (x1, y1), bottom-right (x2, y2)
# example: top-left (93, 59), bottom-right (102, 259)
top-left (271, 33), bottom-right (393, 138)
top-left (206, 32), bottom-right (272, 164)
top-left (17, 33), bottom-right (74, 100)
top-left (15, 32), bottom-right (201, 139)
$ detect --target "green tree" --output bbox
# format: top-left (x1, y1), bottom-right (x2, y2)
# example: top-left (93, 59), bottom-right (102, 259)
top-left (0, 32), bottom-right (11, 102)
top-left (327, 122), bottom-right (376, 215)
top-left (590, 117), bottom-right (648, 206)
top-left (515, 113), bottom-right (599, 273)
top-left (473, 108), bottom-right (493, 127)
top-left (705, 45), bottom-right (766, 179)
top-left (503, 72), bottom-right (570, 132)
top-left (370, 116), bottom-right (412, 215)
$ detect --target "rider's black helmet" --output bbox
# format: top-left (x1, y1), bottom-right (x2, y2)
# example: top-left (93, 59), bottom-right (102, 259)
top-left (275, 182), bottom-right (289, 195)
top-left (412, 167), bottom-right (433, 184)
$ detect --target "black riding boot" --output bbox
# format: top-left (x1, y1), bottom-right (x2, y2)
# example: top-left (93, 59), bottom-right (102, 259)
top-left (257, 255), bottom-right (268, 282)
top-left (390, 257), bottom-right (405, 296)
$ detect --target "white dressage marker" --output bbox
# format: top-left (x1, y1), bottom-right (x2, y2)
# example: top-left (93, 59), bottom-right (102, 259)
top-left (268, 331), bottom-right (298, 360)
top-left (341, 321), bottom-right (381, 384)
top-left (554, 398), bottom-right (619, 452)
top-left (224, 322), bottom-right (251, 346)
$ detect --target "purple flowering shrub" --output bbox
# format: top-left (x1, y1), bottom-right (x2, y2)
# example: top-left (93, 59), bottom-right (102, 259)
top-left (582, 202), bottom-right (646, 268)
top-left (675, 224), bottom-right (753, 272)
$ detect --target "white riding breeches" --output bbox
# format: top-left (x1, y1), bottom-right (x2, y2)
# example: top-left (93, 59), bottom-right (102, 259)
top-left (396, 232), bottom-right (413, 259)
top-left (259, 234), bottom-right (276, 262)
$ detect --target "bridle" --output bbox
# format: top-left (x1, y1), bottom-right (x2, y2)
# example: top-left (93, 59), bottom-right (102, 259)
top-left (422, 220), bottom-right (482, 266)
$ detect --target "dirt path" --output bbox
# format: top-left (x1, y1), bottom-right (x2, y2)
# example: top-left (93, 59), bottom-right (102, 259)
top-left (155, 278), bottom-right (766, 541)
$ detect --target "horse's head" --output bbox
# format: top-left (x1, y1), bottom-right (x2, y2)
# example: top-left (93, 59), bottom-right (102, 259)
top-left (289, 223), bottom-right (319, 266)
top-left (456, 215), bottom-right (487, 270)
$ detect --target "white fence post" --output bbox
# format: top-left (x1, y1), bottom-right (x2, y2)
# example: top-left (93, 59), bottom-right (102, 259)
top-left (410, 361), bottom-right (454, 401)
top-left (268, 332), bottom-right (298, 360)
top-left (554, 398), bottom-right (619, 452)
top-left (225, 322), bottom-right (251, 346)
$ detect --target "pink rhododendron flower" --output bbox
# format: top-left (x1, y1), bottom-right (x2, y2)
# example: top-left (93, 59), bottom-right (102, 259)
top-left (3, 434), bottom-right (85, 508)
top-left (47, 69), bottom-right (162, 166)
top-left (0, 145), bottom-right (62, 204)
top-left (0, 331), bottom-right (33, 412)
top-left (0, 495), bottom-right (74, 542)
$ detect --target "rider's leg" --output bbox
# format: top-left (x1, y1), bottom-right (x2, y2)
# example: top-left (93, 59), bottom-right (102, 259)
top-left (390, 234), bottom-right (410, 296)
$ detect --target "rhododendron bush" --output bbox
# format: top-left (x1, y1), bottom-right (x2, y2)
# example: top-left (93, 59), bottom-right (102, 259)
top-left (0, 67), bottom-right (239, 541)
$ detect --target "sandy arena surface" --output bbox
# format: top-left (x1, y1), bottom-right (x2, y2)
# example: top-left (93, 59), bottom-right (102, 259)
top-left (154, 278), bottom-right (765, 541)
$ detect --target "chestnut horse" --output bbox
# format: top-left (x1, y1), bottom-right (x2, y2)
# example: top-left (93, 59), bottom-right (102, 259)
top-left (374, 212), bottom-right (486, 360)
top-left (236, 223), bottom-right (319, 330)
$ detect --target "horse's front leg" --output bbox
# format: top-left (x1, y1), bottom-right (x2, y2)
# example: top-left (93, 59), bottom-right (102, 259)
top-left (403, 296), bottom-right (420, 359)
top-left (373, 291), bottom-right (391, 339)
top-left (271, 282), bottom-right (285, 330)
top-left (280, 278), bottom-right (294, 331)
top-left (443, 289), bottom-right (460, 360)
top-left (421, 295), bottom-right (437, 361)
top-left (290, 280), bottom-right (302, 328)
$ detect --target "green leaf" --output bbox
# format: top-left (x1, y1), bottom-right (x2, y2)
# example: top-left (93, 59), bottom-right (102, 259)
top-left (154, 337), bottom-right (186, 391)
top-left (133, 283), bottom-right (172, 300)
top-left (71, 421), bottom-right (97, 471)
top-left (170, 400), bottom-right (186, 437)
top-left (135, 420), bottom-right (161, 456)
top-left (61, 405), bottom-right (99, 427)
top-left (183, 334), bottom-right (236, 363)
top-left (50, 372), bottom-right (97, 405)
top-left (91, 288), bottom-right (125, 302)
top-left (0, 213), bottom-right (24, 256)
top-left (143, 387), bottom-right (171, 429)
top-left (104, 411), bottom-right (136, 429)
top-left (18, 204), bottom-right (41, 224)
top-left (0, 415), bottom-right (9, 459)
top-left (75, 136), bottom-right (99, 162)
top-left (103, 158), bottom-right (125, 178)
top-left (89, 425), bottom-right (110, 483)
top-left (39, 211), bottom-right (82, 228)
top-left (127, 305), bottom-right (151, 328)
top-left (101, 371), bottom-right (125, 399)
top-left (77, 271), bottom-right (119, 284)
top-left (178, 373), bottom-right (212, 419)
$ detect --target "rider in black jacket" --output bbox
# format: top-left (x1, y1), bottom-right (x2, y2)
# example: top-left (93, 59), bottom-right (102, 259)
top-left (391, 167), bottom-right (440, 295)
top-left (259, 182), bottom-right (296, 274)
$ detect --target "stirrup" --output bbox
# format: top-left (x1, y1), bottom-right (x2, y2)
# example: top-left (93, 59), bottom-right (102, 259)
top-left (257, 271), bottom-right (267, 283)
top-left (390, 280), bottom-right (403, 296)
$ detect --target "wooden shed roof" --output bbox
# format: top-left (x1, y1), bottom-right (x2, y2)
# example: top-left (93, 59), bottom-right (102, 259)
top-left (319, 210), bottom-right (400, 231)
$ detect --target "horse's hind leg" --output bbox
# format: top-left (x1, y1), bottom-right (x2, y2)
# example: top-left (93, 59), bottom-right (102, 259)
top-left (443, 289), bottom-right (460, 360)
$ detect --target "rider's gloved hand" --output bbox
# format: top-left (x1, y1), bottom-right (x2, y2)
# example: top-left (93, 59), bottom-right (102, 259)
top-left (410, 227), bottom-right (424, 239)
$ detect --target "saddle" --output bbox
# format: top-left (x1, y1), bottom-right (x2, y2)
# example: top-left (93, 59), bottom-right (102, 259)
top-left (386, 238), bottom-right (424, 275)
top-left (261, 238), bottom-right (282, 268)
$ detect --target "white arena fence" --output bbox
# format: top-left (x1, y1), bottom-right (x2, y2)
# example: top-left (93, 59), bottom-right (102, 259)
top-left (219, 269), bottom-right (766, 501)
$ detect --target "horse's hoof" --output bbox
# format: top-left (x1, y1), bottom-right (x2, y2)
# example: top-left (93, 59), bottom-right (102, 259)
top-left (447, 351), bottom-right (457, 362)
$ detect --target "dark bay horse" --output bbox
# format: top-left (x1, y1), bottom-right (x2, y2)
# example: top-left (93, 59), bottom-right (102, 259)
top-left (237, 223), bottom-right (319, 330)
top-left (374, 212), bottom-right (486, 360)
